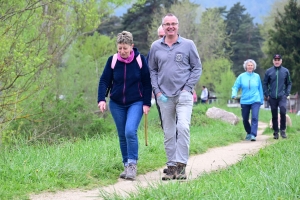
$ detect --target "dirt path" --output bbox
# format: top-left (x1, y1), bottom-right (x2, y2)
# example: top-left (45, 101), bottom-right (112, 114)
top-left (30, 122), bottom-right (271, 200)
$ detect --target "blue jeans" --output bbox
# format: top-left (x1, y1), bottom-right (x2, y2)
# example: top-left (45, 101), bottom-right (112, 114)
top-left (241, 102), bottom-right (261, 137)
top-left (109, 100), bottom-right (143, 165)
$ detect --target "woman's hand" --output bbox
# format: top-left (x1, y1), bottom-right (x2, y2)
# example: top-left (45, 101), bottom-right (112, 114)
top-left (143, 105), bottom-right (150, 115)
top-left (98, 101), bottom-right (106, 113)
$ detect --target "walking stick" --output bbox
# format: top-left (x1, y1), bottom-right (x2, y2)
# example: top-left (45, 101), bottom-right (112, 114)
top-left (144, 114), bottom-right (148, 146)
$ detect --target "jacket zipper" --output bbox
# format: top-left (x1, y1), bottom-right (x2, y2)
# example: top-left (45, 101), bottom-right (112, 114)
top-left (276, 68), bottom-right (278, 98)
top-left (249, 79), bottom-right (250, 89)
top-left (123, 64), bottom-right (126, 104)
top-left (138, 82), bottom-right (142, 97)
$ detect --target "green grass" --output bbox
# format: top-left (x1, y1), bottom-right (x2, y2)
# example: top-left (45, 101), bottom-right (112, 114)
top-left (107, 107), bottom-right (300, 200)
top-left (111, 131), bottom-right (300, 200)
top-left (0, 104), bottom-right (299, 199)
top-left (117, 136), bottom-right (300, 199)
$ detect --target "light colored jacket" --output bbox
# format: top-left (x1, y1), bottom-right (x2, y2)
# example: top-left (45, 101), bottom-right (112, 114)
top-left (201, 88), bottom-right (208, 100)
top-left (148, 36), bottom-right (202, 97)
top-left (232, 72), bottom-right (264, 105)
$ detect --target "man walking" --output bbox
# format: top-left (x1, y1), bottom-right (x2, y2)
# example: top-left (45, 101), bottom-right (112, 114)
top-left (148, 13), bottom-right (202, 180)
top-left (263, 54), bottom-right (292, 139)
top-left (153, 25), bottom-right (165, 129)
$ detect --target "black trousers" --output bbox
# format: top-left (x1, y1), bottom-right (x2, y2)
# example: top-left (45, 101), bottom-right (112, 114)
top-left (268, 96), bottom-right (287, 132)
top-left (154, 94), bottom-right (163, 129)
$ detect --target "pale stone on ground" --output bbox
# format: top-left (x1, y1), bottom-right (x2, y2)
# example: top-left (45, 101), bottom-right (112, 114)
top-left (30, 122), bottom-right (270, 200)
top-left (269, 113), bottom-right (292, 129)
top-left (206, 107), bottom-right (239, 125)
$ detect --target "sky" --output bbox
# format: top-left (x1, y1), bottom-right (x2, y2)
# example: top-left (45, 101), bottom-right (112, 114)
top-left (114, 0), bottom-right (276, 24)
top-left (194, 0), bottom-right (275, 24)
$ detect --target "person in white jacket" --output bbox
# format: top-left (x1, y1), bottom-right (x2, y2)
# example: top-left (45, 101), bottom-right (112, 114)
top-left (200, 86), bottom-right (208, 103)
top-left (231, 59), bottom-right (264, 141)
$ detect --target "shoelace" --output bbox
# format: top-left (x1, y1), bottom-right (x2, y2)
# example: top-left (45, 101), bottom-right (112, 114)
top-left (127, 165), bottom-right (136, 173)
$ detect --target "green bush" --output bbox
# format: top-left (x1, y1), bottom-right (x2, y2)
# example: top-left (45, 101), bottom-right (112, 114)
top-left (2, 94), bottom-right (115, 144)
top-left (191, 104), bottom-right (214, 126)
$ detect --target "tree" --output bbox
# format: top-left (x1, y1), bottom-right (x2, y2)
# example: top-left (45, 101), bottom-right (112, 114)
top-left (97, 16), bottom-right (122, 36)
top-left (147, 6), bottom-right (167, 45)
top-left (121, 0), bottom-right (177, 55)
top-left (199, 58), bottom-right (233, 97)
top-left (215, 64), bottom-right (236, 105)
top-left (168, 0), bottom-right (200, 41)
top-left (225, 3), bottom-right (264, 77)
top-left (259, 0), bottom-right (292, 55)
top-left (197, 7), bottom-right (231, 62)
top-left (147, 0), bottom-right (196, 47)
top-left (261, 0), bottom-right (300, 94)
top-left (60, 33), bottom-right (116, 106)
top-left (0, 0), bottom-right (137, 142)
top-left (0, 1), bottom-right (52, 126)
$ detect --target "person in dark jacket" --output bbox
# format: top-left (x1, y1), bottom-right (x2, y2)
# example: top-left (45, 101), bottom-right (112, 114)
top-left (97, 31), bottom-right (152, 180)
top-left (152, 25), bottom-right (165, 129)
top-left (263, 54), bottom-right (292, 139)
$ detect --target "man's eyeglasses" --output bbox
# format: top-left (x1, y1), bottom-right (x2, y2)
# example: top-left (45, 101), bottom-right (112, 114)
top-left (162, 23), bottom-right (178, 27)
top-left (274, 59), bottom-right (281, 61)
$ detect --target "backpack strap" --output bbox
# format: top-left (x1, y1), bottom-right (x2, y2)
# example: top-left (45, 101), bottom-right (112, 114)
top-left (136, 54), bottom-right (142, 69)
top-left (111, 53), bottom-right (118, 69)
top-left (106, 54), bottom-right (117, 97)
top-left (111, 53), bottom-right (142, 69)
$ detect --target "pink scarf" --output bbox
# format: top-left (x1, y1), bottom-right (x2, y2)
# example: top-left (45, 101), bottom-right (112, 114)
top-left (117, 51), bottom-right (135, 63)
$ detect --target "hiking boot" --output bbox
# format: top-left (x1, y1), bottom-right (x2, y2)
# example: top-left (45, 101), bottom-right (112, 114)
top-left (273, 132), bottom-right (279, 139)
top-left (125, 164), bottom-right (137, 180)
top-left (250, 135), bottom-right (256, 141)
top-left (119, 166), bottom-right (127, 179)
top-left (280, 130), bottom-right (287, 139)
top-left (163, 168), bottom-right (168, 173)
top-left (245, 134), bottom-right (251, 141)
top-left (162, 166), bottom-right (177, 181)
top-left (176, 162), bottom-right (187, 180)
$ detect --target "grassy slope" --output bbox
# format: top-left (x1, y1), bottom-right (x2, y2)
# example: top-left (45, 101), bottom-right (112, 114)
top-left (109, 106), bottom-right (300, 200)
top-left (1, 104), bottom-right (299, 199)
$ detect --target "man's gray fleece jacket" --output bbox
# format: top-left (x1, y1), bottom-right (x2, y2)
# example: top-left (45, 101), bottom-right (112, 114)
top-left (148, 36), bottom-right (202, 97)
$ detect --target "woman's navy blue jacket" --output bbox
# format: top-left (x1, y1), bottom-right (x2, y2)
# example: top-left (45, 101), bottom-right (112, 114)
top-left (98, 48), bottom-right (152, 106)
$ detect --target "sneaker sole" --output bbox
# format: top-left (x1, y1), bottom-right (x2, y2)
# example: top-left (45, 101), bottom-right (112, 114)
top-left (119, 175), bottom-right (126, 179)
top-left (281, 133), bottom-right (287, 139)
top-left (176, 175), bottom-right (187, 180)
top-left (125, 176), bottom-right (136, 180)
top-left (162, 175), bottom-right (176, 181)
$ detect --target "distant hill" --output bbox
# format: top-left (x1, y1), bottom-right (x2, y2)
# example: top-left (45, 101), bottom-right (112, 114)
top-left (115, 0), bottom-right (275, 24)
